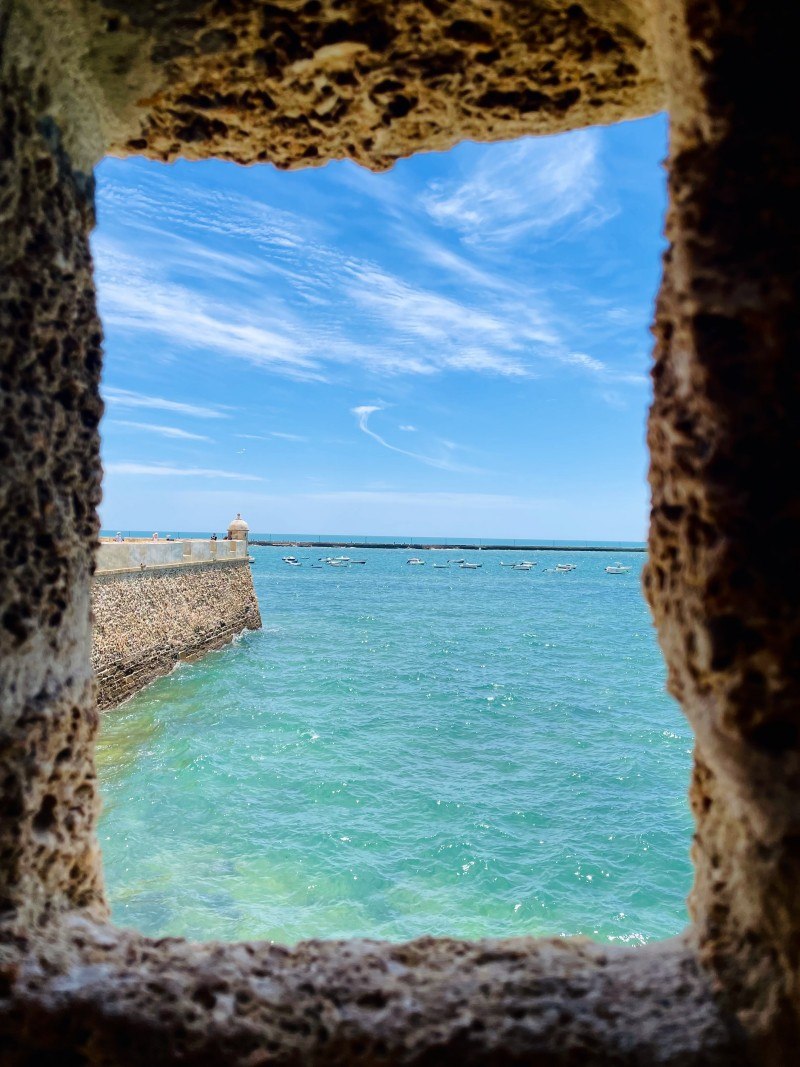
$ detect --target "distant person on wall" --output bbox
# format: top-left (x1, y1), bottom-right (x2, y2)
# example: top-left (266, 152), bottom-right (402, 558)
top-left (211, 533), bottom-right (217, 541)
top-left (114, 532), bottom-right (123, 542)
top-left (152, 532), bottom-right (159, 541)
top-left (165, 535), bottom-right (173, 541)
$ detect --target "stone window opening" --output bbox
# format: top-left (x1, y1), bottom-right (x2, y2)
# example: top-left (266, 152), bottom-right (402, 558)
top-left (0, 1), bottom-right (795, 1064)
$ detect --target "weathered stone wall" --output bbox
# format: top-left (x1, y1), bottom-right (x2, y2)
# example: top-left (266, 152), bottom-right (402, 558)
top-left (92, 560), bottom-right (261, 711)
top-left (96, 538), bottom-right (246, 571)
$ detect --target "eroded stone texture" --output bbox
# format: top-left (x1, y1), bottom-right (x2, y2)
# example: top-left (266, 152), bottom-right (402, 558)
top-left (82, 0), bottom-right (663, 169)
top-left (0, 25), bottom-right (107, 927)
top-left (0, 920), bottom-right (747, 1065)
top-left (644, 0), bottom-right (800, 1056)
top-left (92, 559), bottom-right (262, 711)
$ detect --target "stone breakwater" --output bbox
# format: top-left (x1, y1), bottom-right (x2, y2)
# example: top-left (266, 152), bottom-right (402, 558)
top-left (92, 559), bottom-right (261, 711)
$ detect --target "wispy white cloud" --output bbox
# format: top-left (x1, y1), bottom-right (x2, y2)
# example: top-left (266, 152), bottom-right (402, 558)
top-left (94, 143), bottom-right (648, 407)
top-left (442, 347), bottom-right (530, 376)
top-left (352, 406), bottom-right (480, 473)
top-left (104, 387), bottom-right (230, 420)
top-left (422, 132), bottom-right (611, 246)
top-left (270, 431), bottom-right (308, 442)
top-left (564, 352), bottom-right (607, 374)
top-left (399, 424), bottom-right (417, 432)
top-left (111, 420), bottom-right (213, 442)
top-left (105, 462), bottom-right (262, 482)
top-left (236, 432), bottom-right (309, 443)
top-left (95, 241), bottom-right (325, 382)
top-left (342, 264), bottom-right (533, 378)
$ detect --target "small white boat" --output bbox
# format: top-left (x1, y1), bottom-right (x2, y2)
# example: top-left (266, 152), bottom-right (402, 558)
top-left (460, 562), bottom-right (482, 569)
top-left (282, 556), bottom-right (301, 566)
top-left (513, 562), bottom-right (535, 571)
top-left (554, 563), bottom-right (577, 572)
top-left (327, 559), bottom-right (348, 567)
top-left (449, 558), bottom-right (465, 564)
top-left (407, 557), bottom-right (425, 565)
top-left (433, 563), bottom-right (449, 569)
top-left (605, 563), bottom-right (632, 574)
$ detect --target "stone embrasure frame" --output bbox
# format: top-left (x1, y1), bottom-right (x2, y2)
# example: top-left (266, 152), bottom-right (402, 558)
top-left (0, 0), bottom-right (795, 1062)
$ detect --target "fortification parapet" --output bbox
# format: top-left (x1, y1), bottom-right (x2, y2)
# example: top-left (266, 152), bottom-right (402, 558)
top-left (96, 538), bottom-right (246, 573)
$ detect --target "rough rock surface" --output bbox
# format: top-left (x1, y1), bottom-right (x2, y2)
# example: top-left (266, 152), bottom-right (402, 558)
top-left (0, 920), bottom-right (747, 1065)
top-left (0, 20), bottom-right (107, 929)
top-left (84, 0), bottom-right (663, 169)
top-left (92, 560), bottom-right (262, 711)
top-left (642, 0), bottom-right (800, 1057)
top-left (1, 0), bottom-right (796, 1063)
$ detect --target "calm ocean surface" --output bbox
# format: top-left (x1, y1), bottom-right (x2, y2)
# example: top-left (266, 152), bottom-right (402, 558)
top-left (96, 546), bottom-right (693, 945)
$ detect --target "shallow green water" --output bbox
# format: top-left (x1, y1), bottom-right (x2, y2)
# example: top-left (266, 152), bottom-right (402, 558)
top-left (96, 547), bottom-right (693, 944)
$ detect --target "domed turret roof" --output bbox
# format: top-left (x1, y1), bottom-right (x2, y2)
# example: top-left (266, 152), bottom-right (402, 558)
top-left (227, 512), bottom-right (250, 532)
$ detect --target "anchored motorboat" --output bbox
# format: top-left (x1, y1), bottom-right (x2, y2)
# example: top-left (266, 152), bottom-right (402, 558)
top-left (554, 563), bottom-right (577, 572)
top-left (407, 557), bottom-right (425, 565)
top-left (513, 562), bottom-right (535, 570)
top-left (605, 563), bottom-right (632, 574)
top-left (460, 562), bottom-right (482, 569)
top-left (282, 556), bottom-right (300, 566)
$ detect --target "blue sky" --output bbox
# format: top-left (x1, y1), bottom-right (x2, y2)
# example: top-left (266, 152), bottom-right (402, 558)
top-left (94, 115), bottom-right (667, 538)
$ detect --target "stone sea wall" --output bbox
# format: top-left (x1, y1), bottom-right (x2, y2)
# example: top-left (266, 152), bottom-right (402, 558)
top-left (91, 559), bottom-right (261, 711)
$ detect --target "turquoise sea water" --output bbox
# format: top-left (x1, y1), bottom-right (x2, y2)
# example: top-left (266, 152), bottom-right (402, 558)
top-left (96, 546), bottom-right (693, 945)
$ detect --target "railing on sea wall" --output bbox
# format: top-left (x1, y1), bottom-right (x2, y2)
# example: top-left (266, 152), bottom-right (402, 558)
top-left (96, 539), bottom-right (247, 574)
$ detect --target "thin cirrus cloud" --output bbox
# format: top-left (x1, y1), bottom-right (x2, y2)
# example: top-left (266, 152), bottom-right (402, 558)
top-left (93, 118), bottom-right (664, 537)
top-left (95, 240), bottom-right (325, 382)
top-left (104, 386), bottom-right (230, 420)
top-left (111, 420), bottom-right (213, 442)
top-left (93, 156), bottom-right (646, 392)
top-left (96, 232), bottom-right (536, 382)
top-left (105, 462), bottom-right (262, 482)
top-left (421, 131), bottom-right (610, 246)
top-left (236, 432), bottom-right (309, 442)
top-left (352, 406), bottom-right (480, 474)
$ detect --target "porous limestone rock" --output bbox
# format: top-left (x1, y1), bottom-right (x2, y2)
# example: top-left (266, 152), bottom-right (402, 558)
top-left (84, 0), bottom-right (663, 170)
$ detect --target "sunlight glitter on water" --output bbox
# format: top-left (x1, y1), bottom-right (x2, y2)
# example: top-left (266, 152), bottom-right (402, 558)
top-left (96, 547), bottom-right (692, 944)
